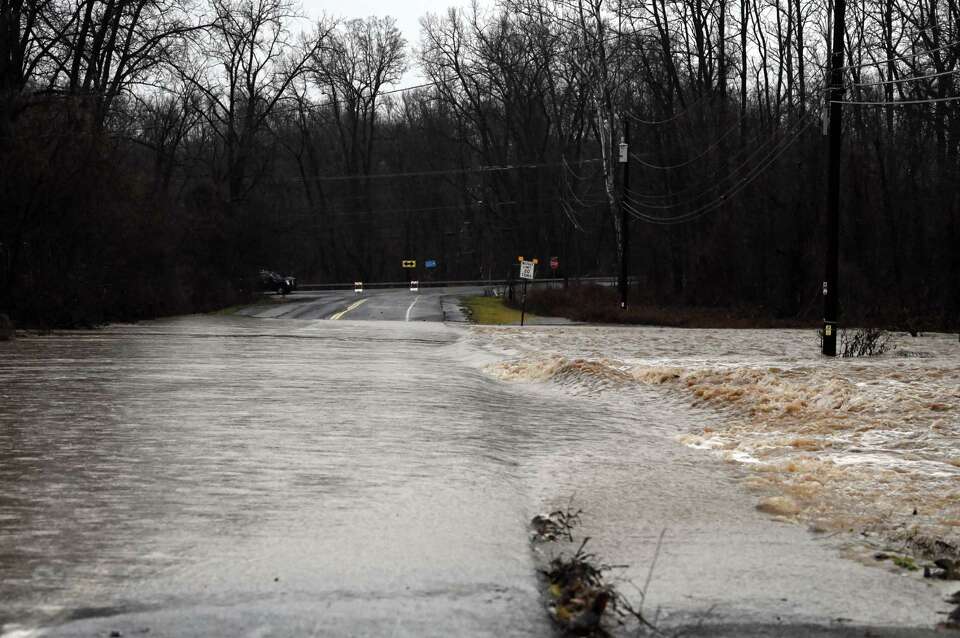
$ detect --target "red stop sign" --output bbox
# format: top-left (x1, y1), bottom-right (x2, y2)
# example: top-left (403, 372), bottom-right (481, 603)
top-left (550, 256), bottom-right (559, 270)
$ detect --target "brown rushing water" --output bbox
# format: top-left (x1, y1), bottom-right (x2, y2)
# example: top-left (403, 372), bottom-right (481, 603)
top-left (474, 326), bottom-right (960, 558)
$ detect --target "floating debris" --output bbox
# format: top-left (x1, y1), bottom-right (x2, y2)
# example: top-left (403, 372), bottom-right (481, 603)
top-left (531, 508), bottom-right (582, 543)
top-left (543, 538), bottom-right (613, 636)
top-left (937, 592), bottom-right (960, 631)
top-left (530, 508), bottom-right (659, 637)
top-left (924, 558), bottom-right (960, 580)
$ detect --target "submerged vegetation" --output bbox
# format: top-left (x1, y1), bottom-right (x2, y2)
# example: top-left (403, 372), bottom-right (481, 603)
top-left (530, 507), bottom-right (660, 636)
top-left (839, 328), bottom-right (895, 358)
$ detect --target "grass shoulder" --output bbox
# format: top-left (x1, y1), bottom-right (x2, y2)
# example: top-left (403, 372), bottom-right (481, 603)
top-left (461, 295), bottom-right (541, 325)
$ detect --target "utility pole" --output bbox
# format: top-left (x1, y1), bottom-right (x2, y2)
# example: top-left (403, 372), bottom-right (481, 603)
top-left (619, 117), bottom-right (630, 309)
top-left (822, 0), bottom-right (846, 356)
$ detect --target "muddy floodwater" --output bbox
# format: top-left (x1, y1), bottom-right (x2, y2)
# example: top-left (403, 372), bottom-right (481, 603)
top-left (475, 327), bottom-right (960, 557)
top-left (1, 315), bottom-right (957, 637)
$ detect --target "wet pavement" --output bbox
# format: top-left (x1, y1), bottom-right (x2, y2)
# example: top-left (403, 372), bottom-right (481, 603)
top-left (235, 288), bottom-right (479, 322)
top-left (0, 295), bottom-right (955, 636)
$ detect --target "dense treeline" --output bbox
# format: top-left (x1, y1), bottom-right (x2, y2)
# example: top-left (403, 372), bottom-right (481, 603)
top-left (0, 0), bottom-right (957, 327)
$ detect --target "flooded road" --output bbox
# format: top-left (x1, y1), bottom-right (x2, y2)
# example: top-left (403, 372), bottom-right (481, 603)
top-left (1, 309), bottom-right (955, 636)
top-left (476, 326), bottom-right (960, 560)
top-left (0, 317), bottom-right (554, 636)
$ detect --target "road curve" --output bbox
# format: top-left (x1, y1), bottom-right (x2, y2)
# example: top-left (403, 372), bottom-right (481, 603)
top-left (235, 286), bottom-right (484, 322)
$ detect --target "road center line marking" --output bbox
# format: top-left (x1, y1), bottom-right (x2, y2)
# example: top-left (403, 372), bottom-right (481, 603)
top-left (329, 298), bottom-right (368, 320)
top-left (405, 295), bottom-right (420, 322)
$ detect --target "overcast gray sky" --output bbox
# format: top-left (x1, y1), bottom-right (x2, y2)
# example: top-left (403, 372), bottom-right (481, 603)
top-left (301, 0), bottom-right (475, 85)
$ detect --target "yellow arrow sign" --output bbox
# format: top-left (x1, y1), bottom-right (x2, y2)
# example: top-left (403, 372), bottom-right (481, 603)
top-left (402, 260), bottom-right (416, 268)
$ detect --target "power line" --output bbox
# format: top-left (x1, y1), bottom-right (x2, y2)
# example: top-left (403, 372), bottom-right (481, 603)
top-left (838, 40), bottom-right (960, 71)
top-left (562, 156), bottom-right (599, 181)
top-left (559, 199), bottom-right (587, 232)
top-left (300, 77), bottom-right (456, 112)
top-left (626, 117), bottom-right (813, 224)
top-left (629, 117), bottom-right (742, 170)
top-left (624, 116), bottom-right (814, 225)
top-left (851, 68), bottom-right (959, 88)
top-left (624, 92), bottom-right (709, 125)
top-left (626, 113), bottom-right (811, 209)
top-left (831, 95), bottom-right (960, 105)
top-left (626, 121), bottom-right (780, 201)
top-left (304, 26), bottom-right (641, 111)
top-left (284, 195), bottom-right (584, 223)
top-left (281, 158), bottom-right (602, 183)
top-left (563, 176), bottom-right (606, 209)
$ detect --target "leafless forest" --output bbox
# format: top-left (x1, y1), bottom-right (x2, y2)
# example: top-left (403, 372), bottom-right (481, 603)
top-left (0, 0), bottom-right (957, 326)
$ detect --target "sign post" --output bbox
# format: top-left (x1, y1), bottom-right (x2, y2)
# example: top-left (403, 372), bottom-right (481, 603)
top-left (410, 280), bottom-right (419, 292)
top-left (354, 281), bottom-right (363, 294)
top-left (518, 257), bottom-right (536, 326)
top-left (402, 259), bottom-right (416, 289)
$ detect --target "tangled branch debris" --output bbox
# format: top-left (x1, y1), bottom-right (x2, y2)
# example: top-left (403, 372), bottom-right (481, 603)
top-left (816, 327), bottom-right (895, 357)
top-left (938, 591), bottom-right (960, 631)
top-left (924, 558), bottom-right (960, 580)
top-left (840, 328), bottom-right (894, 357)
top-left (530, 508), bottom-right (661, 636)
top-left (531, 508), bottom-right (583, 542)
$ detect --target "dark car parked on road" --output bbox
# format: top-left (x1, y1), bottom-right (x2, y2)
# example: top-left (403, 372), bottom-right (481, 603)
top-left (259, 269), bottom-right (297, 295)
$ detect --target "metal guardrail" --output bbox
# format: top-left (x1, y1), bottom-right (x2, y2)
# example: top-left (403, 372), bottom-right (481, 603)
top-left (297, 276), bottom-right (630, 291)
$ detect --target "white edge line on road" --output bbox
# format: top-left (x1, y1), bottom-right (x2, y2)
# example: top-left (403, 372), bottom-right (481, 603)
top-left (404, 295), bottom-right (421, 322)
top-left (329, 298), bottom-right (368, 320)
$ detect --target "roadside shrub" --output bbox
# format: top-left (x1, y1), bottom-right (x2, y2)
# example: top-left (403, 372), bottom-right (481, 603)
top-left (840, 328), bottom-right (894, 357)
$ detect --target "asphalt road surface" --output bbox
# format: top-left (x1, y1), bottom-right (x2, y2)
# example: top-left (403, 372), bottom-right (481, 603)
top-left (235, 287), bottom-right (481, 322)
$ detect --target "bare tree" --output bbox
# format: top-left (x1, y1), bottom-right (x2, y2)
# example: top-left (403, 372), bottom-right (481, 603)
top-left (182, 0), bottom-right (331, 203)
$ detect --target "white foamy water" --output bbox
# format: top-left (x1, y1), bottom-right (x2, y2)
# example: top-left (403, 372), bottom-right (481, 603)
top-left (471, 326), bottom-right (960, 557)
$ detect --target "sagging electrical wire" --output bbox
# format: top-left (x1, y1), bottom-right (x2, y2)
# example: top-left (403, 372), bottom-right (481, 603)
top-left (623, 116), bottom-right (815, 225)
top-left (850, 68), bottom-right (960, 88)
top-left (288, 195), bottom-right (579, 223)
top-left (837, 40), bottom-right (960, 72)
top-left (625, 121), bottom-right (781, 202)
top-left (283, 158), bottom-right (603, 183)
top-left (564, 177), bottom-right (604, 209)
top-left (562, 156), bottom-right (599, 181)
top-left (559, 199), bottom-right (586, 232)
top-left (625, 111), bottom-right (814, 210)
top-left (831, 95), bottom-right (960, 105)
top-left (629, 116), bottom-right (743, 170)
top-left (624, 92), bottom-right (709, 125)
top-left (624, 117), bottom-right (814, 225)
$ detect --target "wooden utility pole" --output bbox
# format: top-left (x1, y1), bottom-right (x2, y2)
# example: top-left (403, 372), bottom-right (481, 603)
top-left (823, 0), bottom-right (846, 356)
top-left (619, 118), bottom-right (630, 309)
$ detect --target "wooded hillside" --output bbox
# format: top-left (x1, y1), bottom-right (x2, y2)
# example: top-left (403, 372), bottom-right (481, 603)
top-left (1, 0), bottom-right (957, 327)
